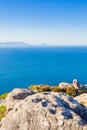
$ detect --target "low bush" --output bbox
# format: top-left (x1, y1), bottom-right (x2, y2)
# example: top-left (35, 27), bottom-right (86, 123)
top-left (29, 85), bottom-right (51, 93)
top-left (39, 85), bottom-right (51, 93)
top-left (52, 86), bottom-right (62, 92)
top-left (29, 84), bottom-right (78, 96)
top-left (29, 85), bottom-right (40, 91)
top-left (65, 86), bottom-right (77, 96)
top-left (0, 93), bottom-right (8, 99)
top-left (0, 106), bottom-right (6, 121)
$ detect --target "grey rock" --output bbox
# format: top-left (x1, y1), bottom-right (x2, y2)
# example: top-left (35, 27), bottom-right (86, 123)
top-left (0, 92), bottom-right (87, 130)
top-left (59, 82), bottom-right (72, 89)
top-left (0, 88), bottom-right (34, 110)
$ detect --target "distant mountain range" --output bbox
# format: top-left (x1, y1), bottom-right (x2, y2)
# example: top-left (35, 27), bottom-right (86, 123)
top-left (0, 42), bottom-right (47, 48)
top-left (0, 42), bottom-right (30, 48)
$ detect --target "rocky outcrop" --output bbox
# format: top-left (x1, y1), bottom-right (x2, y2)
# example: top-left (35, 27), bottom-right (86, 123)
top-left (74, 93), bottom-right (87, 108)
top-left (59, 82), bottom-right (72, 89)
top-left (0, 90), bottom-right (87, 130)
top-left (59, 79), bottom-right (80, 90)
top-left (0, 88), bottom-right (35, 110)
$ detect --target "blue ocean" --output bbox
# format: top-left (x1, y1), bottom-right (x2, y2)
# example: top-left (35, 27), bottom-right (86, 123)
top-left (0, 46), bottom-right (87, 94)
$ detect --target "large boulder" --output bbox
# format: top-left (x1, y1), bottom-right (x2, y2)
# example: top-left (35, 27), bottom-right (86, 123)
top-left (0, 88), bottom-right (35, 110)
top-left (74, 93), bottom-right (87, 108)
top-left (0, 92), bottom-right (87, 130)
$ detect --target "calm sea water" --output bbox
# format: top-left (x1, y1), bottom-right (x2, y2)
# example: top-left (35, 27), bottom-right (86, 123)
top-left (0, 46), bottom-right (87, 94)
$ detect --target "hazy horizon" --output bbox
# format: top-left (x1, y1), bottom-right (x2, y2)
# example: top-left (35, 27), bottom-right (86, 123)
top-left (1, 41), bottom-right (87, 47)
top-left (0, 0), bottom-right (87, 46)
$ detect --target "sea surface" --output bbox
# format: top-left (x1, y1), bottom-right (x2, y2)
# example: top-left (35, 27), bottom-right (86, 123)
top-left (0, 46), bottom-right (87, 94)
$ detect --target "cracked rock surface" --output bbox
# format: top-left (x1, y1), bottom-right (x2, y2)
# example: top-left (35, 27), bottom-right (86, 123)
top-left (0, 90), bottom-right (87, 130)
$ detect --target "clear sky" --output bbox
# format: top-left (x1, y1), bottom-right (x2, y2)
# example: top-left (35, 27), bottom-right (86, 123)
top-left (0, 0), bottom-right (87, 45)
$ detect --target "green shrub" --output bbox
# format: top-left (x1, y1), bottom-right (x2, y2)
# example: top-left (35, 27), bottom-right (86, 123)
top-left (29, 85), bottom-right (40, 91)
top-left (52, 86), bottom-right (62, 92)
top-left (39, 85), bottom-right (51, 93)
top-left (29, 85), bottom-right (51, 93)
top-left (66, 87), bottom-right (76, 96)
top-left (29, 84), bottom-right (78, 96)
top-left (0, 93), bottom-right (8, 99)
top-left (0, 106), bottom-right (6, 121)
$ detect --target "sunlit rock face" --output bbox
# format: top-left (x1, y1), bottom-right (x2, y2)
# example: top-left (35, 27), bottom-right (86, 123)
top-left (0, 88), bottom-right (35, 110)
top-left (0, 90), bottom-right (87, 130)
top-left (59, 82), bottom-right (72, 89)
top-left (74, 93), bottom-right (87, 108)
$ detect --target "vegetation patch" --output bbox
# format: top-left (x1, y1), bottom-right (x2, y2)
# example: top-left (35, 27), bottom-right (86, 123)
top-left (52, 86), bottom-right (63, 92)
top-left (29, 85), bottom-right (51, 93)
top-left (29, 85), bottom-right (79, 96)
top-left (0, 106), bottom-right (6, 121)
top-left (29, 85), bottom-right (40, 91)
top-left (65, 86), bottom-right (77, 96)
top-left (0, 93), bottom-right (8, 99)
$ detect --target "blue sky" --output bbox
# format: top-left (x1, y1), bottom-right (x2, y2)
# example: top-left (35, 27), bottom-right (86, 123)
top-left (0, 0), bottom-right (87, 45)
